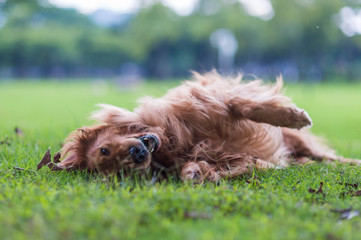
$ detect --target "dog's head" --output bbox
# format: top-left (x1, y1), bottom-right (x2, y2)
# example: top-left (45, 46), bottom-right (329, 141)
top-left (59, 124), bottom-right (161, 174)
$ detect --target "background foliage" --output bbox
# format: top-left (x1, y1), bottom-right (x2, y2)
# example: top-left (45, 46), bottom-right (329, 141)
top-left (1, 0), bottom-right (361, 80)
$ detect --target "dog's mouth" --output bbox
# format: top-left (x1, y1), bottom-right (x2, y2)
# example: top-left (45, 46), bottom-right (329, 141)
top-left (128, 134), bottom-right (159, 164)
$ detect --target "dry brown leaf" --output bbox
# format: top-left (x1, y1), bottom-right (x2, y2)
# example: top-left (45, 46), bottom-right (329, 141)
top-left (13, 167), bottom-right (36, 174)
top-left (308, 181), bottom-right (326, 197)
top-left (47, 162), bottom-right (76, 171)
top-left (36, 149), bottom-right (77, 172)
top-left (53, 152), bottom-right (61, 163)
top-left (344, 190), bottom-right (361, 197)
top-left (331, 208), bottom-right (359, 220)
top-left (14, 127), bottom-right (24, 137)
top-left (13, 167), bottom-right (25, 171)
top-left (184, 211), bottom-right (212, 219)
top-left (340, 189), bottom-right (361, 198)
top-left (37, 148), bottom-right (51, 170)
top-left (0, 139), bottom-right (10, 145)
top-left (47, 162), bottom-right (65, 171)
top-left (351, 190), bottom-right (361, 196)
top-left (338, 182), bottom-right (358, 189)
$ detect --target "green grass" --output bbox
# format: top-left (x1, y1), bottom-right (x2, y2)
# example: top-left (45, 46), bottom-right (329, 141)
top-left (1, 80), bottom-right (361, 240)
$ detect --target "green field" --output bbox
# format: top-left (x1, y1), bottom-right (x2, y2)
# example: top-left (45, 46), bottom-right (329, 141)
top-left (1, 80), bottom-right (361, 240)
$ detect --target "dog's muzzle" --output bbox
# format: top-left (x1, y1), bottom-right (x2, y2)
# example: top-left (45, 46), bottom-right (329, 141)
top-left (129, 145), bottom-right (148, 164)
top-left (129, 135), bottom-right (159, 164)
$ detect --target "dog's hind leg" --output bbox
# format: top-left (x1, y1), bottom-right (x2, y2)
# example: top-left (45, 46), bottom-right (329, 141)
top-left (282, 128), bottom-right (361, 165)
top-left (227, 96), bottom-right (312, 129)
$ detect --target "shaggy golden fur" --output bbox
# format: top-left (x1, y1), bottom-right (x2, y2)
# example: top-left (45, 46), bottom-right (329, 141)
top-left (59, 71), bottom-right (359, 182)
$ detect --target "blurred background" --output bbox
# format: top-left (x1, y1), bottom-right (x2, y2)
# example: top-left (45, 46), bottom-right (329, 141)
top-left (1, 0), bottom-right (361, 82)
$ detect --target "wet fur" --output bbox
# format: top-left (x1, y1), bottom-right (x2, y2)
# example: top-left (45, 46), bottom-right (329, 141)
top-left (59, 71), bottom-right (359, 182)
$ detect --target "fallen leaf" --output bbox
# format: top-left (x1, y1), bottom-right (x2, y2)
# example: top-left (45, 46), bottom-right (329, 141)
top-left (47, 162), bottom-right (65, 171)
top-left (342, 210), bottom-right (359, 220)
top-left (184, 211), bottom-right (212, 219)
top-left (331, 207), bottom-right (353, 213)
top-left (37, 148), bottom-right (51, 170)
top-left (13, 167), bottom-right (25, 171)
top-left (331, 208), bottom-right (359, 220)
top-left (308, 181), bottom-right (326, 197)
top-left (36, 148), bottom-right (77, 172)
top-left (338, 182), bottom-right (358, 189)
top-left (324, 234), bottom-right (341, 240)
top-left (340, 189), bottom-right (361, 198)
top-left (13, 166), bottom-right (36, 174)
top-left (47, 162), bottom-right (75, 171)
top-left (351, 190), bottom-right (361, 196)
top-left (14, 127), bottom-right (24, 137)
top-left (0, 136), bottom-right (10, 146)
top-left (53, 152), bottom-right (61, 163)
top-left (0, 140), bottom-right (10, 145)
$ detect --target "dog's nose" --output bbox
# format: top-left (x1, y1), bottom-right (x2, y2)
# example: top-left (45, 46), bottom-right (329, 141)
top-left (129, 146), bottom-right (148, 164)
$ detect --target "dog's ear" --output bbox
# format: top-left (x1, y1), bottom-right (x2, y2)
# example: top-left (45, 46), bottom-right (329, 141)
top-left (90, 104), bottom-right (139, 125)
top-left (58, 129), bottom-right (84, 168)
top-left (59, 126), bottom-right (101, 169)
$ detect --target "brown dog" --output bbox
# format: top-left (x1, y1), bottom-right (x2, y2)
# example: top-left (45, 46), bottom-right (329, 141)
top-left (58, 71), bottom-right (359, 182)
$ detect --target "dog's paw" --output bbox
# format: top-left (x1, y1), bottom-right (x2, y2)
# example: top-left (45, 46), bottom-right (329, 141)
top-left (197, 161), bottom-right (220, 182)
top-left (181, 162), bottom-right (204, 183)
top-left (285, 108), bottom-right (313, 129)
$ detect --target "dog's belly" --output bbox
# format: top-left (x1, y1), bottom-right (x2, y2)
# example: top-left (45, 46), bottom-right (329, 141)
top-left (210, 121), bottom-right (290, 166)
top-left (244, 124), bottom-right (289, 165)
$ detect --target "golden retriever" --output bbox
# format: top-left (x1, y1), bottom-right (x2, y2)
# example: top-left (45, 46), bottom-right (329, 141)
top-left (58, 71), bottom-right (359, 182)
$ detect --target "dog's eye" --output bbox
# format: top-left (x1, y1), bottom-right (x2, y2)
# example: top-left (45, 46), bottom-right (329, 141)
top-left (100, 148), bottom-right (110, 156)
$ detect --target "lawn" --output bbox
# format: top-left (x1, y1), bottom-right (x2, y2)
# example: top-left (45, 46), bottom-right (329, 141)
top-left (1, 79), bottom-right (361, 240)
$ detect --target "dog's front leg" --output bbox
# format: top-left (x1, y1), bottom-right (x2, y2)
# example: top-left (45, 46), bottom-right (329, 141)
top-left (181, 161), bottom-right (220, 183)
top-left (228, 97), bottom-right (312, 129)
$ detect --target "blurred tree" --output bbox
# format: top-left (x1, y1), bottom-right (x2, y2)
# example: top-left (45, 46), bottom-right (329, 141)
top-left (0, 0), bottom-right (361, 80)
